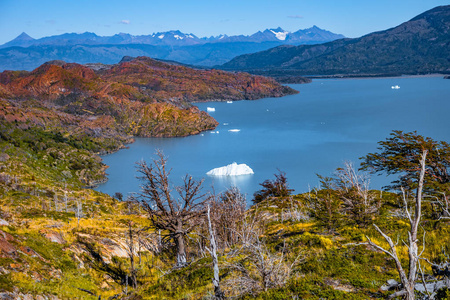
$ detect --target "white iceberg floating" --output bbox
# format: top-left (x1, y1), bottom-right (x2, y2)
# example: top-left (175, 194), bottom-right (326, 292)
top-left (206, 162), bottom-right (254, 176)
top-left (391, 85), bottom-right (400, 89)
top-left (228, 129), bottom-right (241, 132)
top-left (207, 107), bottom-right (215, 112)
top-left (227, 101), bottom-right (233, 103)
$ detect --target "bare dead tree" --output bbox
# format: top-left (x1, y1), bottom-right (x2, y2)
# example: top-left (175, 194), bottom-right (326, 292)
top-left (209, 187), bottom-right (246, 250)
top-left (206, 204), bottom-right (225, 299)
top-left (126, 221), bottom-right (137, 289)
top-left (63, 191), bottom-right (68, 212)
top-left (136, 151), bottom-right (208, 267)
top-left (334, 161), bottom-right (381, 226)
top-left (282, 198), bottom-right (309, 222)
top-left (224, 211), bottom-right (303, 297)
top-left (426, 192), bottom-right (450, 221)
top-left (75, 198), bottom-right (84, 226)
top-left (366, 150), bottom-right (428, 300)
top-left (54, 193), bottom-right (58, 211)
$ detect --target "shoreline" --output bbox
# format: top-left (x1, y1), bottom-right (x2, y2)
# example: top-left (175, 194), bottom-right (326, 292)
top-left (253, 72), bottom-right (449, 84)
top-left (304, 73), bottom-right (448, 80)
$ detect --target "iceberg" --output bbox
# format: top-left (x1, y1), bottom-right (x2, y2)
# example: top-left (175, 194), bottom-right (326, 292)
top-left (391, 85), bottom-right (400, 89)
top-left (227, 101), bottom-right (233, 103)
top-left (206, 162), bottom-right (254, 176)
top-left (228, 129), bottom-right (241, 132)
top-left (207, 107), bottom-right (215, 112)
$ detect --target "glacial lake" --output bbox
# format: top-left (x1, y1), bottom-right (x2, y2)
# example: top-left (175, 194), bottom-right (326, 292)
top-left (96, 77), bottom-right (450, 201)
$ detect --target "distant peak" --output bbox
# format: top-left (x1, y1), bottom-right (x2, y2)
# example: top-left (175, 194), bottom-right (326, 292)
top-left (268, 28), bottom-right (289, 40)
top-left (270, 27), bottom-right (286, 32)
top-left (305, 25), bottom-right (322, 31)
top-left (15, 32), bottom-right (35, 41)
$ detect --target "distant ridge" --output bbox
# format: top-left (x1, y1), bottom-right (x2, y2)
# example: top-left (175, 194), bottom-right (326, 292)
top-left (220, 5), bottom-right (450, 76)
top-left (0, 26), bottom-right (344, 70)
top-left (0, 26), bottom-right (343, 48)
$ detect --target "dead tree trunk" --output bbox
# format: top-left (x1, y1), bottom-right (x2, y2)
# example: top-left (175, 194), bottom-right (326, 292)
top-left (175, 219), bottom-right (187, 266)
top-left (366, 150), bottom-right (428, 300)
top-left (127, 222), bottom-right (137, 288)
top-left (137, 151), bottom-right (208, 268)
top-left (206, 205), bottom-right (225, 299)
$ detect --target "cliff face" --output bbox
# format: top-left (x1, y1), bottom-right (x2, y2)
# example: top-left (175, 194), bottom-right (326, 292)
top-left (0, 57), bottom-right (296, 144)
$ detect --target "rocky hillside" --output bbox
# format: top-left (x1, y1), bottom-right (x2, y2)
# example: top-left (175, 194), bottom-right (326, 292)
top-left (101, 56), bottom-right (296, 101)
top-left (0, 57), bottom-right (296, 145)
top-left (221, 5), bottom-right (450, 76)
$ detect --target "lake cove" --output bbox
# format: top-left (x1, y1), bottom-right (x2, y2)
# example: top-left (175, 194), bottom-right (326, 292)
top-left (96, 77), bottom-right (450, 202)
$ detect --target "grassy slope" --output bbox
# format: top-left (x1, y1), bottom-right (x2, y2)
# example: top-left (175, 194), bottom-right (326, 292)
top-left (1, 122), bottom-right (449, 299)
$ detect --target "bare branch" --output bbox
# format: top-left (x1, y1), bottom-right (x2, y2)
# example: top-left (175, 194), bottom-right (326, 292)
top-left (366, 150), bottom-right (428, 300)
top-left (136, 151), bottom-right (208, 268)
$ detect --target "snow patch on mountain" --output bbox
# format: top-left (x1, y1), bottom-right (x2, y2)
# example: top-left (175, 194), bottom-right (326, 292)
top-left (269, 28), bottom-right (289, 40)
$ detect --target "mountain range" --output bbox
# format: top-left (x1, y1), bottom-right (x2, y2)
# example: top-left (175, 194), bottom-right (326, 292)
top-left (0, 27), bottom-right (344, 71)
top-left (1, 26), bottom-right (344, 48)
top-left (220, 5), bottom-right (450, 76)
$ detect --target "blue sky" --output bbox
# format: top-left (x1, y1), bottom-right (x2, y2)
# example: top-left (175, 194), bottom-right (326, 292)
top-left (0, 0), bottom-right (448, 44)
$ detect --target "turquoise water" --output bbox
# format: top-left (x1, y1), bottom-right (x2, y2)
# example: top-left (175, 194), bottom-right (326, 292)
top-left (96, 77), bottom-right (450, 201)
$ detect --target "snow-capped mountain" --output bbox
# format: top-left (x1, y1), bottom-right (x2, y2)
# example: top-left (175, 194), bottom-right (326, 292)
top-left (269, 28), bottom-right (289, 40)
top-left (0, 26), bottom-right (345, 70)
top-left (1, 26), bottom-right (344, 49)
top-left (146, 31), bottom-right (201, 45)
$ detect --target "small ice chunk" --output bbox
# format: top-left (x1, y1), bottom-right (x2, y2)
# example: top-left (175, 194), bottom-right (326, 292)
top-left (227, 101), bottom-right (233, 103)
top-left (223, 123), bottom-right (229, 125)
top-left (228, 129), bottom-right (240, 132)
top-left (207, 107), bottom-right (215, 112)
top-left (207, 162), bottom-right (254, 176)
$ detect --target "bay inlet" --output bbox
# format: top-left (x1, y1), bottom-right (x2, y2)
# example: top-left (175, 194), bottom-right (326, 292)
top-left (96, 77), bottom-right (450, 201)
